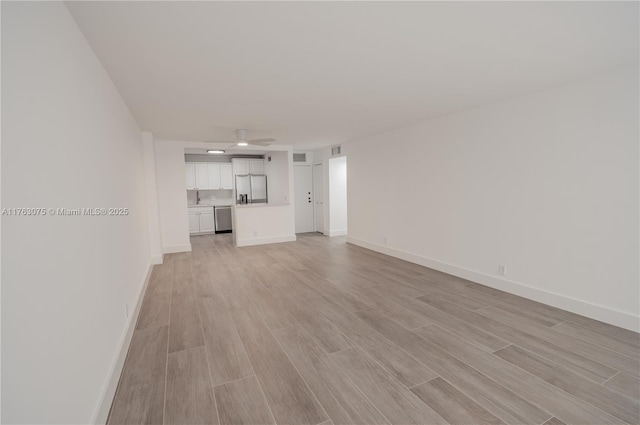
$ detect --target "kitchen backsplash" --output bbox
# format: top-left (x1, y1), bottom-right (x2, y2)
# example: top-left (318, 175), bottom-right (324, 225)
top-left (187, 189), bottom-right (233, 204)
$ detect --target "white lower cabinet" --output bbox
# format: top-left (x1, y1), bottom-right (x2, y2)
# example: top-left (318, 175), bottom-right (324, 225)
top-left (188, 207), bottom-right (215, 234)
top-left (188, 213), bottom-right (199, 233)
top-left (198, 211), bottom-right (215, 233)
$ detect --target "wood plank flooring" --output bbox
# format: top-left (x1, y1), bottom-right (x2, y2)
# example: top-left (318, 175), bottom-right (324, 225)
top-left (108, 233), bottom-right (640, 425)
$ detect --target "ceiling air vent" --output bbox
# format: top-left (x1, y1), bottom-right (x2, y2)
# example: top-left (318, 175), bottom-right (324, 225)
top-left (293, 153), bottom-right (307, 163)
top-left (331, 146), bottom-right (342, 156)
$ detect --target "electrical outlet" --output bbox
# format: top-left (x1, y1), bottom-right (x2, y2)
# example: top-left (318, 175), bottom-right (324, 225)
top-left (498, 265), bottom-right (507, 276)
top-left (125, 304), bottom-right (129, 318)
top-left (253, 231), bottom-right (258, 237)
top-left (383, 236), bottom-right (388, 245)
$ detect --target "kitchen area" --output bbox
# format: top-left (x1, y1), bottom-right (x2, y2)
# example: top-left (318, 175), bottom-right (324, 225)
top-left (186, 154), bottom-right (268, 236)
top-left (151, 139), bottom-right (297, 253)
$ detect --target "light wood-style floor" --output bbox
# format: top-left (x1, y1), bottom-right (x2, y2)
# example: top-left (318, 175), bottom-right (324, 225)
top-left (108, 233), bottom-right (640, 425)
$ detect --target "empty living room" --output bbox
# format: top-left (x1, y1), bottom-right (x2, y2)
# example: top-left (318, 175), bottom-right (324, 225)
top-left (2, 1), bottom-right (638, 424)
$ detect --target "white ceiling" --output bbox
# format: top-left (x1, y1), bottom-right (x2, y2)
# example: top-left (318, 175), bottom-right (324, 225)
top-left (67, 1), bottom-right (638, 148)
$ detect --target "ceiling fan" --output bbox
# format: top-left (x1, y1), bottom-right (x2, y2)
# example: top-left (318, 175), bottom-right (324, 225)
top-left (211, 129), bottom-right (276, 147)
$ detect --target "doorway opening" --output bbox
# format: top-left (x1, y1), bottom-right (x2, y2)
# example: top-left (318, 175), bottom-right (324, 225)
top-left (294, 155), bottom-right (347, 236)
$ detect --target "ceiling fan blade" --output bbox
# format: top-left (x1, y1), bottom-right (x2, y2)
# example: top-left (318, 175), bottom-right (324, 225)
top-left (248, 138), bottom-right (276, 146)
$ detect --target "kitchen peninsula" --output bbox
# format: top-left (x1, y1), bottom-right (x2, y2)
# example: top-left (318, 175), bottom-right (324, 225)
top-left (232, 202), bottom-right (295, 247)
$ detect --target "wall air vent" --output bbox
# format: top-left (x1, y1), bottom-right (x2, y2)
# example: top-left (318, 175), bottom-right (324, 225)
top-left (293, 153), bottom-right (307, 162)
top-left (331, 146), bottom-right (342, 156)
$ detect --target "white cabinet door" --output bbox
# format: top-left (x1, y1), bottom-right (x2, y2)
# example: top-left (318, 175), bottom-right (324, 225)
top-left (199, 212), bottom-right (215, 232)
top-left (188, 212), bottom-right (200, 234)
top-left (250, 159), bottom-right (265, 175)
top-left (220, 163), bottom-right (233, 189)
top-left (195, 164), bottom-right (209, 189)
top-left (185, 164), bottom-right (196, 190)
top-left (208, 163), bottom-right (221, 189)
top-left (233, 159), bottom-right (250, 175)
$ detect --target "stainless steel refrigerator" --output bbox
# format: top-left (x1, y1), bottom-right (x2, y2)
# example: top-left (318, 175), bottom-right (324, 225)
top-left (235, 174), bottom-right (268, 204)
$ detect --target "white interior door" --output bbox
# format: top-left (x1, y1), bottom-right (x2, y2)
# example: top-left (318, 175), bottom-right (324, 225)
top-left (294, 165), bottom-right (314, 233)
top-left (313, 163), bottom-right (324, 233)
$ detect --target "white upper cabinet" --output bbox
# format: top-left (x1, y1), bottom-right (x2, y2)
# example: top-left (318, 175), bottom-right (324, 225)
top-left (233, 159), bottom-right (250, 175)
top-left (195, 164), bottom-right (209, 189)
top-left (185, 162), bottom-right (234, 190)
top-left (220, 163), bottom-right (233, 189)
top-left (208, 163), bottom-right (221, 189)
top-left (185, 164), bottom-right (196, 190)
top-left (232, 158), bottom-right (265, 175)
top-left (250, 159), bottom-right (265, 175)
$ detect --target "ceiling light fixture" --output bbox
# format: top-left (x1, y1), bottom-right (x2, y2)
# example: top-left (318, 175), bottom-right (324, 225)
top-left (207, 149), bottom-right (225, 154)
top-left (237, 142), bottom-right (249, 147)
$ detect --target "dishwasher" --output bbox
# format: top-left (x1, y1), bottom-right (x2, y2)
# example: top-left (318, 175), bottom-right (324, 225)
top-left (214, 206), bottom-right (232, 233)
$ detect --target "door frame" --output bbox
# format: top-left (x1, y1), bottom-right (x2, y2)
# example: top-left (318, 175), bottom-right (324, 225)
top-left (312, 162), bottom-right (325, 234)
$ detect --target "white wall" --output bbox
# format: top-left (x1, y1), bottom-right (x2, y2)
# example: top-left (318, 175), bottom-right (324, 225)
top-left (2, 2), bottom-right (153, 423)
top-left (154, 140), bottom-right (191, 253)
top-left (266, 151), bottom-right (291, 205)
top-left (345, 66), bottom-right (639, 331)
top-left (328, 156), bottom-right (348, 236)
top-left (142, 132), bottom-right (163, 264)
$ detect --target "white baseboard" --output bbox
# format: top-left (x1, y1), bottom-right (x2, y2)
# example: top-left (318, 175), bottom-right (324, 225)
top-left (162, 243), bottom-right (192, 254)
top-left (329, 230), bottom-right (347, 237)
top-left (347, 236), bottom-right (640, 332)
top-left (91, 261), bottom-right (155, 424)
top-left (236, 235), bottom-right (296, 247)
top-left (151, 255), bottom-right (163, 265)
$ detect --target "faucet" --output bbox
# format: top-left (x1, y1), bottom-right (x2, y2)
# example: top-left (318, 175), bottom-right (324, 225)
top-left (196, 190), bottom-right (201, 205)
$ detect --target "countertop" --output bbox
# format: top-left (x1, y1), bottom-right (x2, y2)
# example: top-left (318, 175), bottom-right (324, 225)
top-left (234, 202), bottom-right (291, 209)
top-left (187, 199), bottom-right (234, 208)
